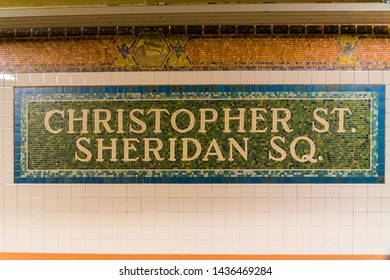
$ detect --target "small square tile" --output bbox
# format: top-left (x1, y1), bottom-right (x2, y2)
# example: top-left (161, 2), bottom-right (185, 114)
top-left (183, 72), bottom-right (197, 84)
top-left (126, 72), bottom-right (140, 85)
top-left (326, 71), bottom-right (340, 84)
top-left (16, 74), bottom-right (29, 86)
top-left (57, 73), bottom-right (71, 86)
top-left (269, 71), bottom-right (283, 84)
top-left (340, 71), bottom-right (355, 84)
top-left (98, 72), bottom-right (112, 85)
top-left (111, 72), bottom-right (126, 85)
top-left (311, 71), bottom-right (326, 84)
top-left (354, 71), bottom-right (369, 84)
top-left (3, 74), bottom-right (16, 87)
top-left (169, 71), bottom-right (183, 85)
top-left (196, 71), bottom-right (211, 84)
top-left (225, 71), bottom-right (240, 84)
top-left (254, 71), bottom-right (269, 84)
top-left (240, 71), bottom-right (255, 84)
top-left (369, 71), bottom-right (383, 84)
top-left (211, 71), bottom-right (226, 84)
top-left (43, 73), bottom-right (57, 85)
top-left (155, 72), bottom-right (169, 85)
top-left (283, 71), bottom-right (298, 84)
top-left (139, 72), bottom-right (154, 85)
top-left (29, 73), bottom-right (44, 86)
top-left (297, 71), bottom-right (311, 84)
top-left (383, 71), bottom-right (390, 84)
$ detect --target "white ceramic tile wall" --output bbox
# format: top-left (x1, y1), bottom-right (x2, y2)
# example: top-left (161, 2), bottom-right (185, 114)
top-left (0, 70), bottom-right (390, 255)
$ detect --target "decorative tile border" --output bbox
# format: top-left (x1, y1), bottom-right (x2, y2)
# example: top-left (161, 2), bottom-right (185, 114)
top-left (2, 26), bottom-right (390, 72)
top-left (1, 25), bottom-right (388, 38)
top-left (14, 85), bottom-right (385, 184)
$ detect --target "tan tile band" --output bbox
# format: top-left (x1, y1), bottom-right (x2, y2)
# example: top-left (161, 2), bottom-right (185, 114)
top-left (0, 253), bottom-right (386, 260)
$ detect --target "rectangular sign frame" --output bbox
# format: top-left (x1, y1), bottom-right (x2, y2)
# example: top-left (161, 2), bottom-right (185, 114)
top-left (14, 85), bottom-right (385, 184)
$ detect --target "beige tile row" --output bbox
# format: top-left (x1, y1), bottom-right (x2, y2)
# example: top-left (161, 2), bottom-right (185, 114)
top-left (0, 70), bottom-right (388, 87)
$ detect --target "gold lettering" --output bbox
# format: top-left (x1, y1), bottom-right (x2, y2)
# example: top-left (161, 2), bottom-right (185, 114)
top-left (75, 137), bottom-right (92, 162)
top-left (228, 138), bottom-right (249, 161)
top-left (312, 108), bottom-right (329, 133)
top-left (123, 138), bottom-right (139, 162)
top-left (147, 109), bottom-right (169, 133)
top-left (271, 108), bottom-right (293, 133)
top-left (331, 108), bottom-right (352, 133)
top-left (93, 109), bottom-right (114, 134)
top-left (129, 109), bottom-right (147, 134)
top-left (168, 138), bottom-right (176, 162)
top-left (143, 138), bottom-right (164, 161)
top-left (290, 136), bottom-right (317, 163)
top-left (223, 108), bottom-right (246, 133)
top-left (269, 136), bottom-right (286, 162)
top-left (67, 109), bottom-right (89, 134)
top-left (182, 138), bottom-right (202, 161)
top-left (97, 138), bottom-right (118, 162)
top-left (202, 138), bottom-right (225, 161)
top-left (44, 109), bottom-right (64, 134)
top-left (250, 108), bottom-right (267, 133)
top-left (199, 108), bottom-right (218, 133)
top-left (117, 109), bottom-right (124, 134)
top-left (171, 109), bottom-right (195, 133)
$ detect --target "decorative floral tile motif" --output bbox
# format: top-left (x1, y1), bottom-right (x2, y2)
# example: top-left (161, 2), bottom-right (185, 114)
top-left (1, 25), bottom-right (390, 71)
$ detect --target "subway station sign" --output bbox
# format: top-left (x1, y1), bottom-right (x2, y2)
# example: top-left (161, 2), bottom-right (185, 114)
top-left (14, 85), bottom-right (385, 183)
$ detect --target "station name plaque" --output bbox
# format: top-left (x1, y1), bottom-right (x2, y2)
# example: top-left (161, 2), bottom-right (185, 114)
top-left (14, 85), bottom-right (384, 184)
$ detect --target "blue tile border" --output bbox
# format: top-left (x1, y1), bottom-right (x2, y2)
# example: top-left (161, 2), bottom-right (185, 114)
top-left (14, 85), bottom-right (385, 184)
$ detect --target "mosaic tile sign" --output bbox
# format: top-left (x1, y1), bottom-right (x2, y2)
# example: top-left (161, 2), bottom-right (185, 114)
top-left (4, 31), bottom-right (390, 72)
top-left (14, 85), bottom-right (384, 184)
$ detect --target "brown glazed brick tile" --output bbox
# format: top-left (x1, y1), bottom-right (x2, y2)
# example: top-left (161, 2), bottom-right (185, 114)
top-left (185, 37), bottom-right (340, 65)
top-left (1, 28), bottom-right (390, 71)
top-left (355, 38), bottom-right (390, 63)
top-left (0, 38), bottom-right (118, 72)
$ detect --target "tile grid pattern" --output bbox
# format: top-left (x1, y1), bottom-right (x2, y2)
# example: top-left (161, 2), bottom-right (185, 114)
top-left (3, 34), bottom-right (390, 72)
top-left (0, 25), bottom-right (388, 38)
top-left (0, 71), bottom-right (390, 255)
top-left (14, 85), bottom-right (383, 184)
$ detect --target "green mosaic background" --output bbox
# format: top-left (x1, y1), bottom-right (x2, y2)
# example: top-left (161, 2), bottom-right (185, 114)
top-left (27, 98), bottom-right (371, 171)
top-left (15, 85), bottom-right (383, 183)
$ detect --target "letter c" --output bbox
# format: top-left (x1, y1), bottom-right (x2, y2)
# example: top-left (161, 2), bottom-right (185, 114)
top-left (44, 109), bottom-right (64, 134)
